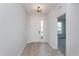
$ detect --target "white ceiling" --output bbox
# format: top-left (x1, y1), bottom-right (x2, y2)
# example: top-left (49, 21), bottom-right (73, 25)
top-left (23, 3), bottom-right (58, 15)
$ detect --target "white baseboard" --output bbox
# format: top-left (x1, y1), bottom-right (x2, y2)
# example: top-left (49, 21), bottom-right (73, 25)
top-left (48, 42), bottom-right (58, 49)
top-left (17, 40), bottom-right (48, 56)
top-left (26, 39), bottom-right (48, 43)
top-left (17, 43), bottom-right (27, 56)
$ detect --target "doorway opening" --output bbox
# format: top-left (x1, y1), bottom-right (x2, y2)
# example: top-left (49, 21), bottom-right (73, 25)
top-left (57, 14), bottom-right (66, 56)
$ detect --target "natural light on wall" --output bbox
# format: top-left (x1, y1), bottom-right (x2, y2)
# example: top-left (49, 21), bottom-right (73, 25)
top-left (58, 22), bottom-right (62, 34)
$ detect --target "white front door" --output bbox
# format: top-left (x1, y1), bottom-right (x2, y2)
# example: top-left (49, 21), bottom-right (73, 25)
top-left (30, 14), bottom-right (46, 42)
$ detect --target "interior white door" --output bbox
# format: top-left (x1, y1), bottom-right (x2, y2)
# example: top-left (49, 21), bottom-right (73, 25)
top-left (30, 15), bottom-right (46, 42)
top-left (30, 15), bottom-right (41, 42)
top-left (30, 15), bottom-right (47, 42)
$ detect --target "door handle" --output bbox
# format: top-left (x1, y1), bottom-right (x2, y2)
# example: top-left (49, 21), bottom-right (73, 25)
top-left (38, 30), bottom-right (43, 39)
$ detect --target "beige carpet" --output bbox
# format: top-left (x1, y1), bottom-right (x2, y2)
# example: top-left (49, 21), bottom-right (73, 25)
top-left (21, 42), bottom-right (64, 56)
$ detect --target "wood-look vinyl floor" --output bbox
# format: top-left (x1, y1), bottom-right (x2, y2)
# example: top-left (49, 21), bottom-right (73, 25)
top-left (21, 42), bottom-right (64, 56)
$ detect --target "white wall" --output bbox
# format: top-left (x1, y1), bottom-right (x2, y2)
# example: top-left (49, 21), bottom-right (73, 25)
top-left (47, 3), bottom-right (79, 56)
top-left (0, 4), bottom-right (29, 56)
top-left (47, 4), bottom-right (66, 49)
top-left (66, 4), bottom-right (79, 56)
top-left (26, 14), bottom-right (48, 43)
top-left (56, 4), bottom-right (66, 17)
top-left (47, 8), bottom-right (58, 49)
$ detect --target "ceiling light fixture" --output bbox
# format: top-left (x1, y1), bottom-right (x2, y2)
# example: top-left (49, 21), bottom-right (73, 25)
top-left (35, 5), bottom-right (41, 13)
